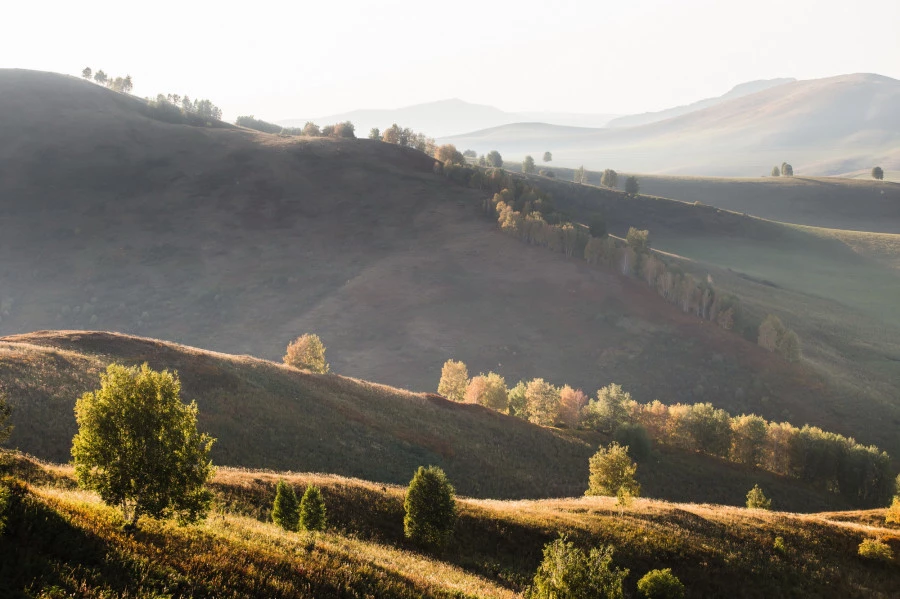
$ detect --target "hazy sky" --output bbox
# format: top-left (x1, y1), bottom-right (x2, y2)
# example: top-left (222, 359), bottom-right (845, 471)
top-left (4, 0), bottom-right (899, 121)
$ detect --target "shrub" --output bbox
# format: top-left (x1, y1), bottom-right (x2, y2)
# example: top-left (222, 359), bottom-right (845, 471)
top-left (283, 334), bottom-right (330, 373)
top-left (437, 359), bottom-right (469, 402)
top-left (858, 538), bottom-right (893, 561)
top-left (773, 536), bottom-right (786, 554)
top-left (526, 536), bottom-right (628, 599)
top-left (299, 485), bottom-right (326, 532)
top-left (72, 364), bottom-right (215, 528)
top-left (404, 466), bottom-right (456, 548)
top-left (637, 568), bottom-right (685, 599)
top-left (614, 424), bottom-right (651, 461)
top-left (746, 484), bottom-right (772, 510)
top-left (0, 479), bottom-right (10, 535)
top-left (272, 480), bottom-right (299, 531)
top-left (885, 496), bottom-right (900, 524)
top-left (587, 442), bottom-right (640, 501)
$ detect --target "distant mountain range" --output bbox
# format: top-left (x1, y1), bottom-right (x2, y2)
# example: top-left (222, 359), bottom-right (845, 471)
top-left (441, 74), bottom-right (900, 177)
top-left (277, 98), bottom-right (621, 138)
top-left (606, 78), bottom-right (796, 128)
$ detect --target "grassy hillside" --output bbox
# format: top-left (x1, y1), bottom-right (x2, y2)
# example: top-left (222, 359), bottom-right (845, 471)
top-left (444, 74), bottom-right (900, 176)
top-left (3, 455), bottom-right (899, 598)
top-left (0, 68), bottom-right (862, 436)
top-left (0, 331), bottom-right (857, 510)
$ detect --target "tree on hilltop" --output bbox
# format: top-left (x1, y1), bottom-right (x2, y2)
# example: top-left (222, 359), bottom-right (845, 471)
top-left (524, 378), bottom-right (560, 426)
top-left (771, 166), bottom-right (781, 177)
top-left (93, 70), bottom-right (108, 85)
top-left (81, 67), bottom-right (92, 80)
top-left (438, 359), bottom-right (469, 402)
top-left (625, 176), bottom-right (640, 196)
top-left (72, 364), bottom-right (215, 529)
top-left (284, 334), bottom-right (330, 373)
top-left (574, 165), bottom-right (587, 184)
top-left (542, 151), bottom-right (552, 162)
top-left (465, 372), bottom-right (508, 410)
top-left (872, 166), bottom-right (884, 180)
top-left (404, 466), bottom-right (456, 548)
top-left (272, 480), bottom-right (300, 531)
top-left (601, 169), bottom-right (618, 188)
top-left (303, 122), bottom-right (321, 137)
top-left (463, 149), bottom-right (477, 158)
top-left (435, 144), bottom-right (465, 165)
top-left (781, 162), bottom-right (793, 177)
top-left (523, 155), bottom-right (536, 174)
top-left (369, 127), bottom-right (381, 140)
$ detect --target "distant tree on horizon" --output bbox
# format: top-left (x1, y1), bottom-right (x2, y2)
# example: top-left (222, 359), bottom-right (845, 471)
top-left (486, 150), bottom-right (503, 168)
top-left (81, 67), bottom-right (92, 80)
top-left (93, 70), bottom-right (108, 85)
top-left (872, 166), bottom-right (884, 180)
top-left (625, 176), bottom-right (640, 196)
top-left (782, 163), bottom-right (794, 177)
top-left (438, 359), bottom-right (469, 402)
top-left (303, 122), bottom-right (322, 136)
top-left (284, 334), bottom-right (330, 373)
top-left (574, 165), bottom-right (587, 184)
top-left (601, 169), bottom-right (618, 188)
top-left (369, 127), bottom-right (381, 140)
top-left (523, 155), bottom-right (536, 174)
top-left (771, 166), bottom-right (781, 177)
top-left (463, 149), bottom-right (477, 158)
top-left (542, 151), bottom-right (552, 162)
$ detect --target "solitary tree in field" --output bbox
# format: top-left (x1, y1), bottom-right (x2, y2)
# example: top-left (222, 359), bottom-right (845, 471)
top-left (624, 176), bottom-right (640, 196)
top-left (527, 536), bottom-right (628, 599)
top-left (872, 166), bottom-right (884, 180)
top-left (486, 150), bottom-right (503, 167)
top-left (771, 166), bottom-right (780, 177)
top-left (523, 155), bottom-right (536, 174)
top-left (745, 484), bottom-right (772, 510)
top-left (404, 466), bottom-right (456, 547)
top-left (369, 127), bottom-right (381, 140)
top-left (543, 151), bottom-right (552, 162)
top-left (272, 480), bottom-right (300, 531)
top-left (601, 169), bottom-right (618, 189)
top-left (0, 392), bottom-right (12, 444)
top-left (299, 485), bottom-right (327, 531)
top-left (81, 67), bottom-right (92, 80)
top-left (587, 442), bottom-right (640, 504)
top-left (438, 359), bottom-right (469, 402)
top-left (284, 334), bottom-right (330, 373)
top-left (72, 364), bottom-right (215, 529)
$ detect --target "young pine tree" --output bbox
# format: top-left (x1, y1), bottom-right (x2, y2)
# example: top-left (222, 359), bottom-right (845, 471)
top-left (299, 485), bottom-right (327, 532)
top-left (272, 480), bottom-right (300, 531)
top-left (404, 466), bottom-right (457, 548)
top-left (745, 484), bottom-right (772, 510)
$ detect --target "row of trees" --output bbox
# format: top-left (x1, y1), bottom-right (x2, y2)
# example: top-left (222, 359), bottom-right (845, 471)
top-left (235, 116), bottom-right (356, 138)
top-left (81, 67), bottom-right (132, 94)
top-left (438, 360), bottom-right (894, 505)
top-left (272, 480), bottom-right (326, 532)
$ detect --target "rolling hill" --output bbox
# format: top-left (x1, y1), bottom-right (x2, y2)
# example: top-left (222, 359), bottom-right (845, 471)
top-left (606, 78), bottom-right (796, 128)
top-left (277, 98), bottom-right (620, 139)
top-left (443, 74), bottom-right (900, 176)
top-left (0, 331), bottom-right (858, 510)
top-left (4, 455), bottom-right (899, 598)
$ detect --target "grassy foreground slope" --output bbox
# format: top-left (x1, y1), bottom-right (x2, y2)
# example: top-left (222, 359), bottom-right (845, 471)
top-left (4, 456), bottom-right (899, 598)
top-left (0, 331), bottom-right (857, 510)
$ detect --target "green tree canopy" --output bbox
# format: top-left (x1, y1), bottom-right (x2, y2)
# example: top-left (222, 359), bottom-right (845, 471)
top-left (587, 442), bottom-right (640, 500)
top-left (299, 485), bottom-right (327, 532)
top-left (0, 392), bottom-right (12, 445)
top-left (272, 480), bottom-right (300, 531)
top-left (746, 484), bottom-right (772, 509)
top-left (368, 127), bottom-right (381, 140)
top-left (526, 536), bottom-right (628, 599)
top-left (284, 334), bottom-right (330, 373)
top-left (637, 568), bottom-right (685, 599)
top-left (404, 466), bottom-right (456, 547)
top-left (600, 169), bottom-right (618, 188)
top-left (771, 166), bottom-right (781, 177)
top-left (523, 155), bottom-right (536, 174)
top-left (625, 176), bottom-right (640, 195)
top-left (872, 166), bottom-right (884, 180)
top-left (72, 363), bottom-right (215, 528)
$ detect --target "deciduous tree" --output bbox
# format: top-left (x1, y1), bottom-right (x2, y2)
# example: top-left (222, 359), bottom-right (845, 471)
top-left (587, 442), bottom-right (640, 500)
top-left (438, 359), bottom-right (469, 402)
top-left (523, 155), bottom-right (536, 174)
top-left (542, 151), bottom-right (552, 162)
top-left (465, 372), bottom-right (508, 410)
top-left (525, 378), bottom-right (560, 426)
top-left (486, 150), bottom-right (503, 167)
top-left (872, 166), bottom-right (884, 180)
top-left (625, 176), bottom-right (640, 195)
top-left (600, 169), bottom-right (618, 188)
top-left (526, 536), bottom-right (628, 599)
top-left (81, 67), bottom-right (92, 80)
top-left (72, 364), bottom-right (215, 528)
top-left (284, 334), bottom-right (330, 373)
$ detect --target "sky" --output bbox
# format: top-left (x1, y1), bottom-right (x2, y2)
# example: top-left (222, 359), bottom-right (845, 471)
top-left (3, 0), bottom-right (899, 122)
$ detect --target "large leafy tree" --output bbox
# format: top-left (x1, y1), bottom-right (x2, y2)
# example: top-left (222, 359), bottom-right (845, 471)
top-left (284, 334), bottom-right (330, 373)
top-left (624, 175), bottom-right (640, 196)
top-left (526, 536), bottom-right (628, 599)
top-left (404, 466), bottom-right (456, 547)
top-left (486, 150), bottom-right (503, 168)
top-left (72, 364), bottom-right (215, 528)
top-left (522, 155), bottom-right (536, 174)
top-left (438, 359), bottom-right (469, 402)
top-left (600, 169), bottom-right (618, 188)
top-left (586, 442), bottom-right (640, 500)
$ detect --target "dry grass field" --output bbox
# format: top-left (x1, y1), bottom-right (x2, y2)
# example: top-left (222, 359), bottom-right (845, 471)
top-left (3, 455), bottom-right (898, 598)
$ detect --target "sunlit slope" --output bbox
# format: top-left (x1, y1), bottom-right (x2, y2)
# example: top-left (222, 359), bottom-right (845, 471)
top-left (5, 456), bottom-right (899, 598)
top-left (0, 331), bottom-right (861, 510)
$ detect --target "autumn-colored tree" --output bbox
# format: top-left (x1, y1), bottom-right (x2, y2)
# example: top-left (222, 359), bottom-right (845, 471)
top-left (303, 122), bottom-right (321, 136)
top-left (757, 314), bottom-right (784, 352)
top-left (872, 166), bottom-right (884, 180)
top-left (558, 385), bottom-right (588, 428)
top-left (524, 378), bottom-right (561, 426)
top-left (626, 227), bottom-right (650, 251)
top-left (435, 144), bottom-right (465, 165)
top-left (283, 334), bottom-right (330, 373)
top-left (542, 151), bottom-right (552, 162)
top-left (587, 442), bottom-right (640, 501)
top-left (438, 359), bottom-right (469, 402)
top-left (730, 414), bottom-right (768, 466)
top-left (465, 372), bottom-right (508, 410)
